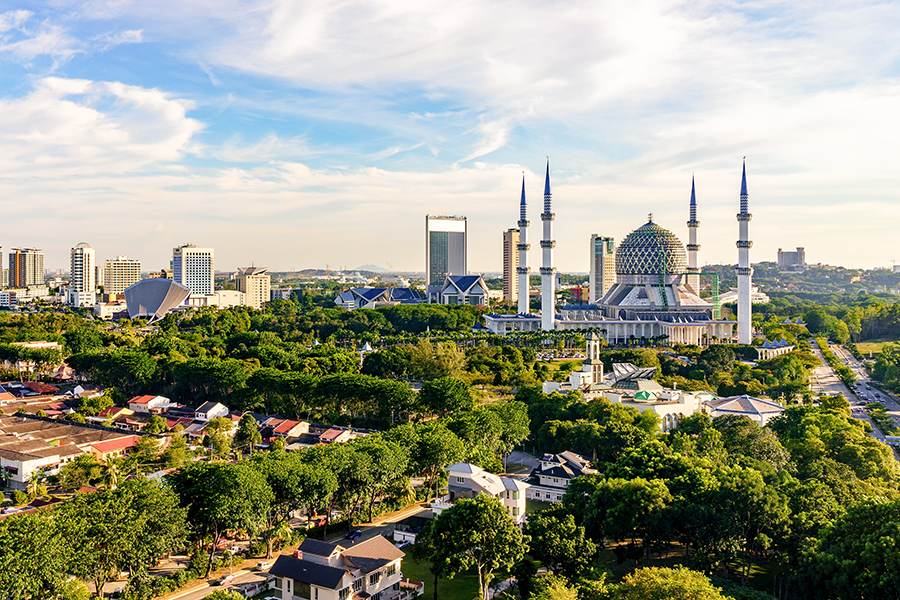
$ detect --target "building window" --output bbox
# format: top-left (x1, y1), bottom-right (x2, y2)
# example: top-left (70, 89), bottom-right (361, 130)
top-left (353, 578), bottom-right (364, 592)
top-left (295, 581), bottom-right (311, 599)
top-left (339, 588), bottom-right (351, 600)
top-left (386, 563), bottom-right (397, 576)
top-left (512, 491), bottom-right (519, 500)
top-left (456, 476), bottom-right (465, 483)
top-left (553, 477), bottom-right (559, 484)
top-left (370, 572), bottom-right (381, 585)
top-left (546, 493), bottom-right (551, 499)
top-left (513, 506), bottom-right (520, 516)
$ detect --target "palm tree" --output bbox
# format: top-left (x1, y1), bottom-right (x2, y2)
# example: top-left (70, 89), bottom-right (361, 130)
top-left (101, 457), bottom-right (121, 489)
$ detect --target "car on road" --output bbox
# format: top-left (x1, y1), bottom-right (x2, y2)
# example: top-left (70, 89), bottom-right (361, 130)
top-left (217, 574), bottom-right (235, 586)
top-left (257, 561), bottom-right (272, 571)
top-left (397, 541), bottom-right (412, 549)
top-left (346, 529), bottom-right (363, 540)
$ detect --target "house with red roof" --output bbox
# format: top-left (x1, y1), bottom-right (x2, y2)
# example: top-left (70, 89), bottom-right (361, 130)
top-left (90, 435), bottom-right (140, 460)
top-left (318, 428), bottom-right (352, 444)
top-left (127, 395), bottom-right (172, 414)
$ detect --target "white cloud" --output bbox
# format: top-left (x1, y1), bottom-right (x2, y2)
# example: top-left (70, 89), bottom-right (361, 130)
top-left (0, 10), bottom-right (32, 32)
top-left (96, 28), bottom-right (142, 50)
top-left (0, 77), bottom-right (203, 177)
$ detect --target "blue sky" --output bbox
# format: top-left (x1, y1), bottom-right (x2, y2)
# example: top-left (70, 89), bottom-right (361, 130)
top-left (1, 1), bottom-right (899, 274)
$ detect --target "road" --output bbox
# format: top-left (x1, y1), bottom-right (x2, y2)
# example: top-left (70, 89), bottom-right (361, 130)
top-left (811, 340), bottom-right (900, 460)
top-left (148, 500), bottom-right (432, 600)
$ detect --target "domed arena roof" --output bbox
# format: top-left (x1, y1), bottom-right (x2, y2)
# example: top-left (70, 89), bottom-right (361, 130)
top-left (616, 220), bottom-right (687, 276)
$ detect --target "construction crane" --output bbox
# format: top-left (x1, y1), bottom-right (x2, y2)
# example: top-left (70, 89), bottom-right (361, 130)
top-left (700, 271), bottom-right (721, 320)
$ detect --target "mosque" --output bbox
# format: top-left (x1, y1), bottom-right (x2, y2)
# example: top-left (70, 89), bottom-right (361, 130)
top-left (483, 161), bottom-right (754, 346)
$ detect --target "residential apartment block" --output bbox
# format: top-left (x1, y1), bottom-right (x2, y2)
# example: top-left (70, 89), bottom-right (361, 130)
top-left (104, 256), bottom-right (142, 294)
top-left (235, 266), bottom-right (271, 310)
top-left (9, 248), bottom-right (44, 288)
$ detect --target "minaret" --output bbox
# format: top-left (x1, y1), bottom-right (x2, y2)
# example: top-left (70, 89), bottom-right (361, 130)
top-left (685, 176), bottom-right (701, 295)
top-left (736, 160), bottom-right (753, 344)
top-left (516, 175), bottom-right (531, 315)
top-left (540, 160), bottom-right (556, 331)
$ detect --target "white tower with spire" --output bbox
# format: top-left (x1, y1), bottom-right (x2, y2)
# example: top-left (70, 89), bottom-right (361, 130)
top-left (540, 160), bottom-right (556, 331)
top-left (516, 175), bottom-right (530, 315)
top-left (736, 161), bottom-right (753, 344)
top-left (685, 176), bottom-right (701, 295)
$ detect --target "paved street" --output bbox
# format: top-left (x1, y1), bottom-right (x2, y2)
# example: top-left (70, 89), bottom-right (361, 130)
top-left (810, 340), bottom-right (900, 460)
top-left (147, 500), bottom-right (432, 600)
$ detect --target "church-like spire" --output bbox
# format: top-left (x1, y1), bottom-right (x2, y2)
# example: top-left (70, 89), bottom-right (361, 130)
top-left (520, 174), bottom-right (527, 222)
top-left (543, 159), bottom-right (552, 214)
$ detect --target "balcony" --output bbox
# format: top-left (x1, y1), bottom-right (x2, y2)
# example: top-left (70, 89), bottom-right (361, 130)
top-left (384, 579), bottom-right (425, 600)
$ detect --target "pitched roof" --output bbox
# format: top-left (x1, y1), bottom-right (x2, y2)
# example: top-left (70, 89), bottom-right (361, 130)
top-left (269, 556), bottom-right (348, 589)
top-left (91, 435), bottom-right (139, 454)
top-left (707, 395), bottom-right (784, 416)
top-left (196, 401), bottom-right (225, 414)
top-left (341, 535), bottom-right (404, 573)
top-left (274, 419), bottom-right (301, 434)
top-left (446, 275), bottom-right (483, 294)
top-left (299, 538), bottom-right (341, 557)
top-left (129, 395), bottom-right (157, 405)
top-left (319, 428), bottom-right (346, 441)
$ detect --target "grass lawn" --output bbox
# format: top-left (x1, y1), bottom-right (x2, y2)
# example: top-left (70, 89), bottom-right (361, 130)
top-left (402, 549), bottom-right (480, 600)
top-left (598, 542), bottom-right (778, 594)
top-left (857, 340), bottom-right (898, 356)
top-left (525, 500), bottom-right (554, 514)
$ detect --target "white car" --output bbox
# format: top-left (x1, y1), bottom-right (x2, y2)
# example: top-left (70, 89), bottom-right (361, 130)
top-left (257, 561), bottom-right (272, 571)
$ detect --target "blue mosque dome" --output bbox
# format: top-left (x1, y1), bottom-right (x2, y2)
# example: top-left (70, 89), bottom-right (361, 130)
top-left (615, 219), bottom-right (687, 277)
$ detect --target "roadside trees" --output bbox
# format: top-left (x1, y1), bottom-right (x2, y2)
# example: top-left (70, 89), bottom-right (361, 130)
top-left (424, 494), bottom-right (527, 600)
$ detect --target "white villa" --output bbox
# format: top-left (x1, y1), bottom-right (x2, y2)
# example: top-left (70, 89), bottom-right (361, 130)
top-left (270, 536), bottom-right (423, 600)
top-left (434, 462), bottom-right (529, 525)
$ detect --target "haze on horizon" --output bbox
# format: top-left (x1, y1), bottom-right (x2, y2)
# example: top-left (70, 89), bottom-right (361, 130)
top-left (1, 1), bottom-right (898, 275)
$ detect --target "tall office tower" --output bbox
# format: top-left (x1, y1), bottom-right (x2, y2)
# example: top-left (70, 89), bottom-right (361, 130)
top-left (516, 176), bottom-right (530, 315)
top-left (69, 242), bottom-right (96, 307)
top-left (502, 228), bottom-right (519, 303)
top-left (9, 248), bottom-right (44, 287)
top-left (589, 235), bottom-right (616, 303)
top-left (235, 266), bottom-right (271, 310)
top-left (736, 161), bottom-right (753, 344)
top-left (540, 160), bottom-right (556, 331)
top-left (425, 215), bottom-right (467, 288)
top-left (95, 265), bottom-right (104, 290)
top-left (173, 244), bottom-right (214, 296)
top-left (103, 256), bottom-right (142, 294)
top-left (685, 177), bottom-right (701, 295)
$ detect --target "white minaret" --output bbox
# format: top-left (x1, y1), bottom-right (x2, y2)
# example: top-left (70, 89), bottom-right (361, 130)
top-left (517, 175), bottom-right (530, 315)
top-left (540, 160), bottom-right (556, 331)
top-left (736, 160), bottom-right (753, 344)
top-left (686, 176), bottom-right (700, 295)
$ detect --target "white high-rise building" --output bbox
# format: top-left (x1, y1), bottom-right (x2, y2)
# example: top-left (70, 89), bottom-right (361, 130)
top-left (589, 235), bottom-right (616, 304)
top-left (103, 256), bottom-right (142, 295)
top-left (69, 242), bottom-right (96, 307)
top-left (235, 266), bottom-right (271, 310)
top-left (540, 161), bottom-right (556, 331)
top-left (736, 162), bottom-right (753, 344)
top-left (173, 244), bottom-right (214, 297)
top-left (517, 176), bottom-right (531, 315)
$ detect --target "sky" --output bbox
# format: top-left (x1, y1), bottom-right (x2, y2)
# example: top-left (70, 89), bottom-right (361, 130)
top-left (1, 1), bottom-right (899, 275)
